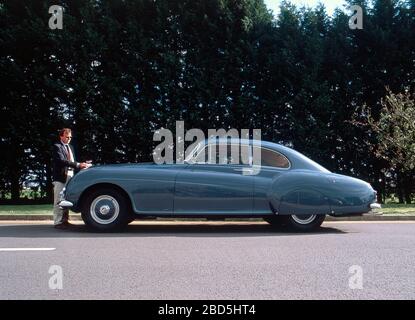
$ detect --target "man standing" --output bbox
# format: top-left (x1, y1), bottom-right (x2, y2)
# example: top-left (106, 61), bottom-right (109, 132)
top-left (52, 128), bottom-right (90, 229)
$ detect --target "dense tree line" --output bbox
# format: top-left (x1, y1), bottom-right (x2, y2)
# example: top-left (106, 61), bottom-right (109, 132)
top-left (0, 0), bottom-right (414, 203)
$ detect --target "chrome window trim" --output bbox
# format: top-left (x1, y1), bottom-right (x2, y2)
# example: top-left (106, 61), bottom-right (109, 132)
top-left (189, 143), bottom-right (292, 170)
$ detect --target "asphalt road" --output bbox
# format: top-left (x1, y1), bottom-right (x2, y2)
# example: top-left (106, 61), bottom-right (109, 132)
top-left (0, 221), bottom-right (414, 300)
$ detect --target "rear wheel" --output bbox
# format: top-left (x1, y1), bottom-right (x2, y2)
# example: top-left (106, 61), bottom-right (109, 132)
top-left (264, 214), bottom-right (325, 232)
top-left (283, 214), bottom-right (325, 232)
top-left (81, 188), bottom-right (131, 232)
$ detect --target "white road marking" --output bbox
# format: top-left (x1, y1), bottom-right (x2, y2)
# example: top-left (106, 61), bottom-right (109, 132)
top-left (0, 248), bottom-right (56, 252)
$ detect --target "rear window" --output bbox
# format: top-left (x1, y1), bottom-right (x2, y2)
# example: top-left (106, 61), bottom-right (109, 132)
top-left (253, 147), bottom-right (290, 169)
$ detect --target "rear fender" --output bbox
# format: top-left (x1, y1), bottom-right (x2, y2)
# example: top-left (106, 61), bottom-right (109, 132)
top-left (267, 171), bottom-right (331, 215)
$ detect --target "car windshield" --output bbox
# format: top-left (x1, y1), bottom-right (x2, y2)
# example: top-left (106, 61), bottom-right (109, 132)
top-left (185, 142), bottom-right (204, 163)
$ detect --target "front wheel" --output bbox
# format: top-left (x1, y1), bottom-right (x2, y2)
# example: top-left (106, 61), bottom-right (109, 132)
top-left (81, 188), bottom-right (131, 232)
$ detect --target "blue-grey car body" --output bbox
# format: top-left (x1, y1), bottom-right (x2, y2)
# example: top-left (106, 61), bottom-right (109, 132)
top-left (61, 139), bottom-right (378, 218)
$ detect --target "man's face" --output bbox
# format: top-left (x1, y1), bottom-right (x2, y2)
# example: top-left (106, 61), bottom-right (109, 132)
top-left (60, 132), bottom-right (72, 144)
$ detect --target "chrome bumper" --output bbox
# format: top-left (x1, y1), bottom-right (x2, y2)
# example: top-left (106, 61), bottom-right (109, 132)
top-left (58, 200), bottom-right (73, 209)
top-left (370, 203), bottom-right (382, 209)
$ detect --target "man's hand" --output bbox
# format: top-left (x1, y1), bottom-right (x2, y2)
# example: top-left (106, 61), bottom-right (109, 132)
top-left (79, 162), bottom-right (92, 169)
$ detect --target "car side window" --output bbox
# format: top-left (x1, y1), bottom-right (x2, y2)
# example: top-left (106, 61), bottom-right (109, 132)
top-left (192, 144), bottom-right (242, 165)
top-left (193, 145), bottom-right (229, 164)
top-left (253, 147), bottom-right (290, 168)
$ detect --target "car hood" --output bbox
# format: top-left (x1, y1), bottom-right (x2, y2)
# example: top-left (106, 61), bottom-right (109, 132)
top-left (86, 162), bottom-right (156, 170)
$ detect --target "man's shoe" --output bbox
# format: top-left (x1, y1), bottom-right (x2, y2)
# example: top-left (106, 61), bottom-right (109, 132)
top-left (54, 223), bottom-right (68, 230)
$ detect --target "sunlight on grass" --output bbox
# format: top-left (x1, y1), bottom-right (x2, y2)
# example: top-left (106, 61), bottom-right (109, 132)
top-left (376, 204), bottom-right (415, 215)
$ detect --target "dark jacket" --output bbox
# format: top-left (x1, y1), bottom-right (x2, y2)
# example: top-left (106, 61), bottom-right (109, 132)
top-left (52, 142), bottom-right (78, 183)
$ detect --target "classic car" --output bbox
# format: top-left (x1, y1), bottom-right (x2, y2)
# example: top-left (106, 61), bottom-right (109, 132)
top-left (58, 138), bottom-right (380, 231)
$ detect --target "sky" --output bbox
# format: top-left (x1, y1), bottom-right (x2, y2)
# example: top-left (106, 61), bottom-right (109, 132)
top-left (264, 0), bottom-right (348, 16)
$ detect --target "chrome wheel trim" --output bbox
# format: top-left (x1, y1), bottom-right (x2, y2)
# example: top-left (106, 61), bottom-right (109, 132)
top-left (90, 195), bottom-right (120, 225)
top-left (291, 214), bottom-right (317, 225)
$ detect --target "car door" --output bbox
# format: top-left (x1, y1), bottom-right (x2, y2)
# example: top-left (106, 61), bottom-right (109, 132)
top-left (253, 147), bottom-right (291, 213)
top-left (174, 143), bottom-right (254, 215)
top-left (130, 164), bottom-right (188, 214)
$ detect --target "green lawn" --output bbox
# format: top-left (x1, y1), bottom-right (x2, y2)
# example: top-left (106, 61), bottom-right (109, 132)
top-left (0, 203), bottom-right (414, 216)
top-left (0, 204), bottom-right (53, 215)
top-left (378, 203), bottom-right (415, 215)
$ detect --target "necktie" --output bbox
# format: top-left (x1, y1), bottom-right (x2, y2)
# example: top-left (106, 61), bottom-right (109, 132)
top-left (65, 145), bottom-right (72, 161)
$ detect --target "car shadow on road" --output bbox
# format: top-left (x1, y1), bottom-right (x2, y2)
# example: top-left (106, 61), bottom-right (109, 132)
top-left (0, 222), bottom-right (347, 238)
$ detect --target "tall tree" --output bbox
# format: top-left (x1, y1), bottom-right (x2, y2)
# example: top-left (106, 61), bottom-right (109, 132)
top-left (357, 89), bottom-right (415, 203)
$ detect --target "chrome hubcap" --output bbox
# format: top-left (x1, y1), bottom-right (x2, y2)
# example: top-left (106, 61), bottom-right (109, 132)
top-left (99, 205), bottom-right (111, 215)
top-left (90, 195), bottom-right (120, 225)
top-left (291, 214), bottom-right (317, 225)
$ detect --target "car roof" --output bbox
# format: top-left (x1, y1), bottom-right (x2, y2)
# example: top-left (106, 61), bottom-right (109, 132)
top-left (202, 138), bottom-right (330, 172)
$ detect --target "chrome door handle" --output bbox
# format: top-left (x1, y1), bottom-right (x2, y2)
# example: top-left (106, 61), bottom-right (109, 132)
top-left (234, 168), bottom-right (253, 172)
